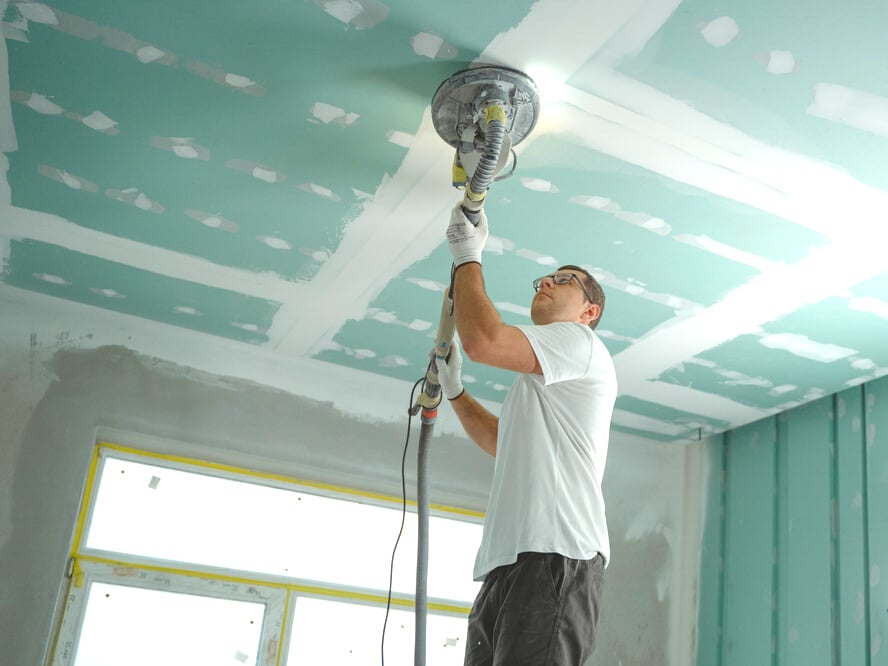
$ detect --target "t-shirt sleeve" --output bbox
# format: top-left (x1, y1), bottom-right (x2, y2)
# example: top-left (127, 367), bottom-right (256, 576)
top-left (515, 322), bottom-right (595, 386)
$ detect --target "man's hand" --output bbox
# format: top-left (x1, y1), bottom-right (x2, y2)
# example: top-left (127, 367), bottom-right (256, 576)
top-left (446, 204), bottom-right (488, 267)
top-left (435, 339), bottom-right (465, 400)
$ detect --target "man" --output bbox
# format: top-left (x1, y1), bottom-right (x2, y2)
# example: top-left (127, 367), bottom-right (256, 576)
top-left (435, 203), bottom-right (618, 666)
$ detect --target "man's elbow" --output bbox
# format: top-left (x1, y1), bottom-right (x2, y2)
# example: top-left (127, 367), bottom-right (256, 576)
top-left (460, 335), bottom-right (495, 365)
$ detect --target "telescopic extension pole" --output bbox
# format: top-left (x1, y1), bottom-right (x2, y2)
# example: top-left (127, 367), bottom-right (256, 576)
top-left (410, 64), bottom-right (538, 666)
top-left (410, 104), bottom-right (511, 666)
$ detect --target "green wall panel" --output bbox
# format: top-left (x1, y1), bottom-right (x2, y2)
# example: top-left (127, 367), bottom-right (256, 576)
top-left (865, 377), bottom-right (887, 664)
top-left (697, 435), bottom-right (727, 666)
top-left (836, 386), bottom-right (870, 666)
top-left (781, 398), bottom-right (833, 665)
top-left (698, 376), bottom-right (886, 665)
top-left (722, 419), bottom-right (777, 666)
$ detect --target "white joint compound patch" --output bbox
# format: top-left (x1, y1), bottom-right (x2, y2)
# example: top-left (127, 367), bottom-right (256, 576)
top-left (187, 61), bottom-right (264, 95)
top-left (82, 110), bottom-right (118, 133)
top-left (570, 195), bottom-right (612, 209)
top-left (674, 234), bottom-right (777, 271)
top-left (759, 333), bottom-right (856, 362)
top-left (232, 322), bottom-right (262, 333)
top-left (224, 73), bottom-right (257, 88)
top-left (807, 84), bottom-right (888, 139)
top-left (368, 309), bottom-right (397, 324)
top-left (312, 0), bottom-right (389, 29)
top-left (17, 2), bottom-right (58, 24)
top-left (2, 16), bottom-right (30, 42)
top-left (151, 137), bottom-right (211, 161)
top-left (259, 236), bottom-right (293, 250)
top-left (37, 165), bottom-right (98, 192)
top-left (484, 235), bottom-right (514, 255)
top-left (136, 45), bottom-right (166, 63)
top-left (520, 177), bottom-right (559, 193)
top-left (295, 247), bottom-right (330, 263)
top-left (411, 32), bottom-right (458, 59)
top-left (701, 16), bottom-right (739, 47)
top-left (185, 210), bottom-right (239, 232)
top-left (766, 50), bottom-right (796, 75)
top-left (378, 355), bottom-right (410, 368)
top-left (34, 272), bottom-right (69, 285)
top-left (298, 182), bottom-right (341, 201)
top-left (386, 130), bottom-right (414, 148)
top-left (406, 277), bottom-right (446, 292)
top-left (571, 195), bottom-right (679, 238)
top-left (225, 159), bottom-right (286, 183)
top-left (24, 92), bottom-right (62, 115)
top-left (850, 357), bottom-right (877, 370)
top-left (105, 187), bottom-right (164, 213)
top-left (90, 287), bottom-right (125, 299)
top-left (310, 102), bottom-right (359, 125)
top-left (253, 167), bottom-right (281, 183)
top-left (515, 249), bottom-right (558, 266)
top-left (366, 309), bottom-right (433, 332)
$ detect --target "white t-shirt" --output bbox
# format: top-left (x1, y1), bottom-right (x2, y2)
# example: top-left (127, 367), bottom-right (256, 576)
top-left (472, 321), bottom-right (618, 581)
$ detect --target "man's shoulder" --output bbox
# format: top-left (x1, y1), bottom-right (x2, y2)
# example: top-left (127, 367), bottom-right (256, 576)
top-left (518, 321), bottom-right (596, 342)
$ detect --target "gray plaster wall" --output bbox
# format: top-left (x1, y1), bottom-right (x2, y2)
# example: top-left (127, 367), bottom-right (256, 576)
top-left (0, 301), bottom-right (703, 666)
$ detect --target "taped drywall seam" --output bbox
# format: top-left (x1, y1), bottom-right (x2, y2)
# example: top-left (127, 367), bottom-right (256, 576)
top-left (1, 0), bottom-right (17, 207)
top-left (269, 0), bottom-right (679, 357)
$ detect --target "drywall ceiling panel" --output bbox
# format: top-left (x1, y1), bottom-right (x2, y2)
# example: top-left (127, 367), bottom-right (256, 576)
top-left (2, 0), bottom-right (887, 442)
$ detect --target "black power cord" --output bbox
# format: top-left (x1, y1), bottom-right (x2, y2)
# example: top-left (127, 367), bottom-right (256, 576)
top-left (381, 376), bottom-right (426, 666)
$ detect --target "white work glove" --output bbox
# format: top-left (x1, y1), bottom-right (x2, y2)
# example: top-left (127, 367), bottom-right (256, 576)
top-left (435, 339), bottom-right (465, 400)
top-left (446, 204), bottom-right (488, 267)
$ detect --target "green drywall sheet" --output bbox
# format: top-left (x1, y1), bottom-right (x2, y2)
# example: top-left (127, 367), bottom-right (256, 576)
top-left (696, 435), bottom-right (726, 666)
top-left (780, 398), bottom-right (833, 665)
top-left (836, 386), bottom-right (869, 666)
top-left (722, 419), bottom-right (777, 666)
top-left (697, 374), bottom-right (887, 665)
top-left (865, 377), bottom-right (887, 663)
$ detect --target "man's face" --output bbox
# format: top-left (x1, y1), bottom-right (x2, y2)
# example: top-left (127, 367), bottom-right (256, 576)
top-left (530, 269), bottom-right (598, 326)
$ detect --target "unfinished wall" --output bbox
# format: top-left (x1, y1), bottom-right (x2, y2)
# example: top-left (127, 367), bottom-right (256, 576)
top-left (696, 375), bottom-right (886, 665)
top-left (0, 288), bottom-right (701, 666)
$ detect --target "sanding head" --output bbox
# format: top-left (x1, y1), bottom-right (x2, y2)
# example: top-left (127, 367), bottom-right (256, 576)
top-left (430, 65), bottom-right (540, 151)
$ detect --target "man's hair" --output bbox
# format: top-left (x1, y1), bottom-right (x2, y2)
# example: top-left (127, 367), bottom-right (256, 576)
top-left (559, 264), bottom-right (606, 329)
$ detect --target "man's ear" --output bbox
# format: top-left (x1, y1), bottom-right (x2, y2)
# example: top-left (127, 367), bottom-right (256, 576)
top-left (581, 303), bottom-right (601, 325)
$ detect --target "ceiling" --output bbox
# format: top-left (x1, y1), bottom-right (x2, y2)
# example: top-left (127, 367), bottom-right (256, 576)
top-left (2, 0), bottom-right (887, 443)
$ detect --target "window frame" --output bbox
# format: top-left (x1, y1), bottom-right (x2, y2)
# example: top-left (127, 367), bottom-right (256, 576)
top-left (48, 441), bottom-right (482, 665)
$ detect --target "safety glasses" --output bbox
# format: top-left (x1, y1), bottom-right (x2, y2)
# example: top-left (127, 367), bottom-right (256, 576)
top-left (532, 272), bottom-right (593, 303)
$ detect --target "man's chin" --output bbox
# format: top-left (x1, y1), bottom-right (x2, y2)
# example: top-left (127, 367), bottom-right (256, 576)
top-left (529, 307), bottom-right (548, 326)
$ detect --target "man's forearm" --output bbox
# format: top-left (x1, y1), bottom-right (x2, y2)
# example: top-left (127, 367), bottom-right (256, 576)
top-left (453, 263), bottom-right (502, 351)
top-left (448, 390), bottom-right (498, 457)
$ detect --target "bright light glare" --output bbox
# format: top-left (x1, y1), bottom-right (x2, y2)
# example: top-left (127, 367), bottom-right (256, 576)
top-left (288, 597), bottom-right (467, 666)
top-left (73, 583), bottom-right (263, 666)
top-left (86, 457), bottom-right (483, 603)
top-left (526, 65), bottom-right (568, 107)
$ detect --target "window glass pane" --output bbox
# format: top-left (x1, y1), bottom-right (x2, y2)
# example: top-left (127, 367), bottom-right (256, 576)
top-left (85, 456), bottom-right (482, 602)
top-left (287, 597), bottom-right (467, 665)
top-left (73, 582), bottom-right (263, 666)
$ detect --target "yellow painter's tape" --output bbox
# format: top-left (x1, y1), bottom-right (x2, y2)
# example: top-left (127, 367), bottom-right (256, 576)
top-left (70, 445), bottom-right (103, 553)
top-left (74, 554), bottom-right (470, 615)
top-left (95, 441), bottom-right (483, 519)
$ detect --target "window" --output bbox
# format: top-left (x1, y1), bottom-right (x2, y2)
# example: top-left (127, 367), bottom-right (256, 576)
top-left (50, 443), bottom-right (483, 665)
